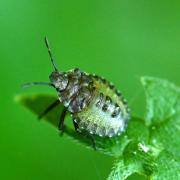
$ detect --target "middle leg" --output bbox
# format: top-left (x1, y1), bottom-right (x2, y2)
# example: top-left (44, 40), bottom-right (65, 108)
top-left (58, 107), bottom-right (68, 131)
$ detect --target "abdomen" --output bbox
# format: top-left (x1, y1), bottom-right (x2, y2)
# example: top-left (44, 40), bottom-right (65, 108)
top-left (73, 75), bottom-right (130, 137)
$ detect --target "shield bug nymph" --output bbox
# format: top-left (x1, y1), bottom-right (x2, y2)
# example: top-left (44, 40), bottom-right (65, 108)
top-left (24, 37), bottom-right (130, 139)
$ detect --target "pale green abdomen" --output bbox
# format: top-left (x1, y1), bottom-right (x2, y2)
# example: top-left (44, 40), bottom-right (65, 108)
top-left (73, 77), bottom-right (130, 137)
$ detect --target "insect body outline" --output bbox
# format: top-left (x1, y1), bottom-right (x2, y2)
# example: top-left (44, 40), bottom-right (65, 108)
top-left (24, 37), bottom-right (130, 138)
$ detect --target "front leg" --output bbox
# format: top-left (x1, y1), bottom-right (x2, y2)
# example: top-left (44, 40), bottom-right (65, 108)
top-left (58, 107), bottom-right (67, 132)
top-left (38, 99), bottom-right (60, 119)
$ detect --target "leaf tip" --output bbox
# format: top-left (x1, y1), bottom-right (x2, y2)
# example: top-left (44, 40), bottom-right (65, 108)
top-left (140, 76), bottom-right (153, 87)
top-left (14, 95), bottom-right (22, 103)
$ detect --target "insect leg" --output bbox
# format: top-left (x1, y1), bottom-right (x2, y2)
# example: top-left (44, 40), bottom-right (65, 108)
top-left (73, 119), bottom-right (79, 131)
top-left (38, 99), bottom-right (60, 119)
top-left (72, 120), bottom-right (96, 150)
top-left (58, 107), bottom-right (67, 131)
top-left (89, 134), bottom-right (96, 150)
top-left (81, 133), bottom-right (96, 150)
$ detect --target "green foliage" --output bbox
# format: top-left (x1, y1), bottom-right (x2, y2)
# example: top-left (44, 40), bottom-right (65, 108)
top-left (141, 76), bottom-right (180, 126)
top-left (108, 141), bottom-right (155, 180)
top-left (151, 151), bottom-right (180, 180)
top-left (143, 77), bottom-right (180, 159)
top-left (16, 76), bottom-right (180, 179)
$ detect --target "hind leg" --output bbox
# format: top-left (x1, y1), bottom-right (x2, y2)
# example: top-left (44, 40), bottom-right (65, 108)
top-left (72, 119), bottom-right (96, 150)
top-left (73, 119), bottom-right (79, 132)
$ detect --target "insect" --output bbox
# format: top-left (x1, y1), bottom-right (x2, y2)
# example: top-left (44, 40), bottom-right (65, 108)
top-left (24, 37), bottom-right (130, 139)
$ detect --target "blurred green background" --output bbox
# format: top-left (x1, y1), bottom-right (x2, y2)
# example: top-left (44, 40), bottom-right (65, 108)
top-left (0, 0), bottom-right (180, 179)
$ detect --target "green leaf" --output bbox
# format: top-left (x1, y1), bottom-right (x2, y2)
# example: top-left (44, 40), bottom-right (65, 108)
top-left (16, 94), bottom-right (148, 157)
top-left (141, 76), bottom-right (180, 126)
top-left (151, 151), bottom-right (180, 180)
top-left (142, 77), bottom-right (180, 158)
top-left (150, 114), bottom-right (180, 158)
top-left (141, 76), bottom-right (180, 178)
top-left (108, 142), bottom-right (156, 180)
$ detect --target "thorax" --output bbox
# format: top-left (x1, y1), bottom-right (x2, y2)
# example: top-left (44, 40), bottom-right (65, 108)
top-left (57, 69), bottom-right (95, 112)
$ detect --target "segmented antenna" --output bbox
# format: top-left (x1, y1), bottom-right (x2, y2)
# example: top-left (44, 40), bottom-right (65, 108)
top-left (22, 82), bottom-right (54, 88)
top-left (44, 36), bottom-right (59, 71)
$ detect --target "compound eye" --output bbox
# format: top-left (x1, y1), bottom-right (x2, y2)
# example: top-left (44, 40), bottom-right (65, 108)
top-left (49, 72), bottom-right (57, 82)
top-left (49, 72), bottom-right (68, 90)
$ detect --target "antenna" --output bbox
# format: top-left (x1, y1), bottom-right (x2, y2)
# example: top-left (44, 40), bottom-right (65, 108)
top-left (22, 82), bottom-right (54, 88)
top-left (44, 36), bottom-right (59, 71)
